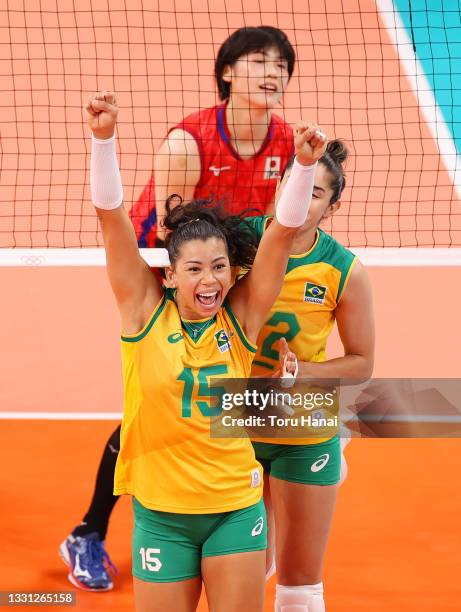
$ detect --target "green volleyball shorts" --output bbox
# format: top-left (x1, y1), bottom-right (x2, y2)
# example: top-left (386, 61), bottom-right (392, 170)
top-left (132, 498), bottom-right (267, 582)
top-left (252, 435), bottom-right (341, 485)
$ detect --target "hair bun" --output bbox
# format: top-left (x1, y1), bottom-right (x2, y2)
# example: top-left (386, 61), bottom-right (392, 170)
top-left (326, 139), bottom-right (348, 165)
top-left (163, 194), bottom-right (194, 231)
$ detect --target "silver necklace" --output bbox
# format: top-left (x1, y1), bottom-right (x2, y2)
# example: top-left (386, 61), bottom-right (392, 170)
top-left (181, 318), bottom-right (213, 338)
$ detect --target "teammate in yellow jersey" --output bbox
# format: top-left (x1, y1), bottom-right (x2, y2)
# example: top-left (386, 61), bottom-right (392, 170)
top-left (249, 141), bottom-right (375, 612)
top-left (84, 88), bottom-right (327, 612)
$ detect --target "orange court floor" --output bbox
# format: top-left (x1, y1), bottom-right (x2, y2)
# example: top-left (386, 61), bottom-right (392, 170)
top-left (0, 420), bottom-right (460, 611)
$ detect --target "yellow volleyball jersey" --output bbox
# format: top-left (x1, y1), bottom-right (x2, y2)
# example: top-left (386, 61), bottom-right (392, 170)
top-left (114, 289), bottom-right (263, 514)
top-left (248, 216), bottom-right (357, 445)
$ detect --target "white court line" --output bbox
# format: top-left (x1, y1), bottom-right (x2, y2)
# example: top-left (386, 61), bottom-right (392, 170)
top-left (0, 412), bottom-right (122, 420)
top-left (376, 0), bottom-right (461, 199)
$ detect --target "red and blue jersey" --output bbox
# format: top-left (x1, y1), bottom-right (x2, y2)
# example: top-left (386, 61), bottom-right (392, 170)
top-left (130, 104), bottom-right (294, 247)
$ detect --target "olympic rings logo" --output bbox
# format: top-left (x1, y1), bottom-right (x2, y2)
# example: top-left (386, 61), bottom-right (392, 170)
top-left (20, 255), bottom-right (45, 266)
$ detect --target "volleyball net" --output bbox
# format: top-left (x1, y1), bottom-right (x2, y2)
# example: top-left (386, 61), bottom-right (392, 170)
top-left (1, 0), bottom-right (460, 266)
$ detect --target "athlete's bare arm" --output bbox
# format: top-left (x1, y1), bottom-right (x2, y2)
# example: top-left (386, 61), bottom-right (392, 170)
top-left (86, 92), bottom-right (162, 334)
top-left (263, 196), bottom-right (276, 216)
top-left (154, 129), bottom-right (201, 241)
top-left (229, 123), bottom-right (328, 344)
top-left (298, 260), bottom-right (375, 379)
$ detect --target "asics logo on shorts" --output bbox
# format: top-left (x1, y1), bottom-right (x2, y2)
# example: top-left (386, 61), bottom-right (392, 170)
top-left (251, 516), bottom-right (264, 537)
top-left (310, 453), bottom-right (330, 473)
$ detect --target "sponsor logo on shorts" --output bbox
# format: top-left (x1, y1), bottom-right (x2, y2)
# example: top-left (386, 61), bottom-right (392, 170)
top-left (310, 453), bottom-right (330, 473)
top-left (304, 282), bottom-right (327, 305)
top-left (250, 468), bottom-right (261, 488)
top-left (251, 516), bottom-right (265, 537)
top-left (264, 156), bottom-right (281, 180)
top-left (168, 332), bottom-right (184, 343)
top-left (215, 329), bottom-right (231, 353)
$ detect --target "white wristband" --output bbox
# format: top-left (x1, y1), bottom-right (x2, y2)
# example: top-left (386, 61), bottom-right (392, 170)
top-left (276, 158), bottom-right (317, 228)
top-left (90, 134), bottom-right (124, 210)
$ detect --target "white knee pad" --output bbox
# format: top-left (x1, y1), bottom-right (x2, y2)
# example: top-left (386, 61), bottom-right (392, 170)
top-left (275, 583), bottom-right (325, 612)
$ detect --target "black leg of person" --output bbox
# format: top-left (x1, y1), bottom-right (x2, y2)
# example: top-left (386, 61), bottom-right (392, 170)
top-left (59, 425), bottom-right (121, 592)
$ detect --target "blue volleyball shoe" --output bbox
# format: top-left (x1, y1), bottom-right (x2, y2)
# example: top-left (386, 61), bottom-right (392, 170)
top-left (59, 532), bottom-right (117, 592)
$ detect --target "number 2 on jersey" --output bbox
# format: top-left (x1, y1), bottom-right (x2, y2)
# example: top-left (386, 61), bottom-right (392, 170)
top-left (260, 311), bottom-right (301, 363)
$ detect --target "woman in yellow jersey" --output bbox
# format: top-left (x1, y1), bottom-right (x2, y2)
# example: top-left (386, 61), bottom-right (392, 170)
top-left (61, 26), bottom-right (295, 593)
top-left (248, 141), bottom-right (375, 612)
top-left (85, 90), bottom-right (327, 612)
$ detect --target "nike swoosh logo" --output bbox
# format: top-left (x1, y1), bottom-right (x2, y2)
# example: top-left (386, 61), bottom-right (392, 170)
top-left (310, 453), bottom-right (330, 473)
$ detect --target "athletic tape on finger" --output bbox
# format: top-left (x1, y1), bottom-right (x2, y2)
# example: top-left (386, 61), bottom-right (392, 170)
top-left (280, 354), bottom-right (298, 389)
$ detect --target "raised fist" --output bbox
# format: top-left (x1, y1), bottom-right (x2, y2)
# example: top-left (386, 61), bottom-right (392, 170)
top-left (293, 122), bottom-right (328, 166)
top-left (85, 91), bottom-right (118, 139)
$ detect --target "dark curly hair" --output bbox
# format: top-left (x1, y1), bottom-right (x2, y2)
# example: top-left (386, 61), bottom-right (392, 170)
top-left (163, 196), bottom-right (259, 268)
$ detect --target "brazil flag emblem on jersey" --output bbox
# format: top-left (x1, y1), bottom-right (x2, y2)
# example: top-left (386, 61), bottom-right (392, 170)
top-left (304, 282), bottom-right (327, 305)
top-left (215, 329), bottom-right (231, 353)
